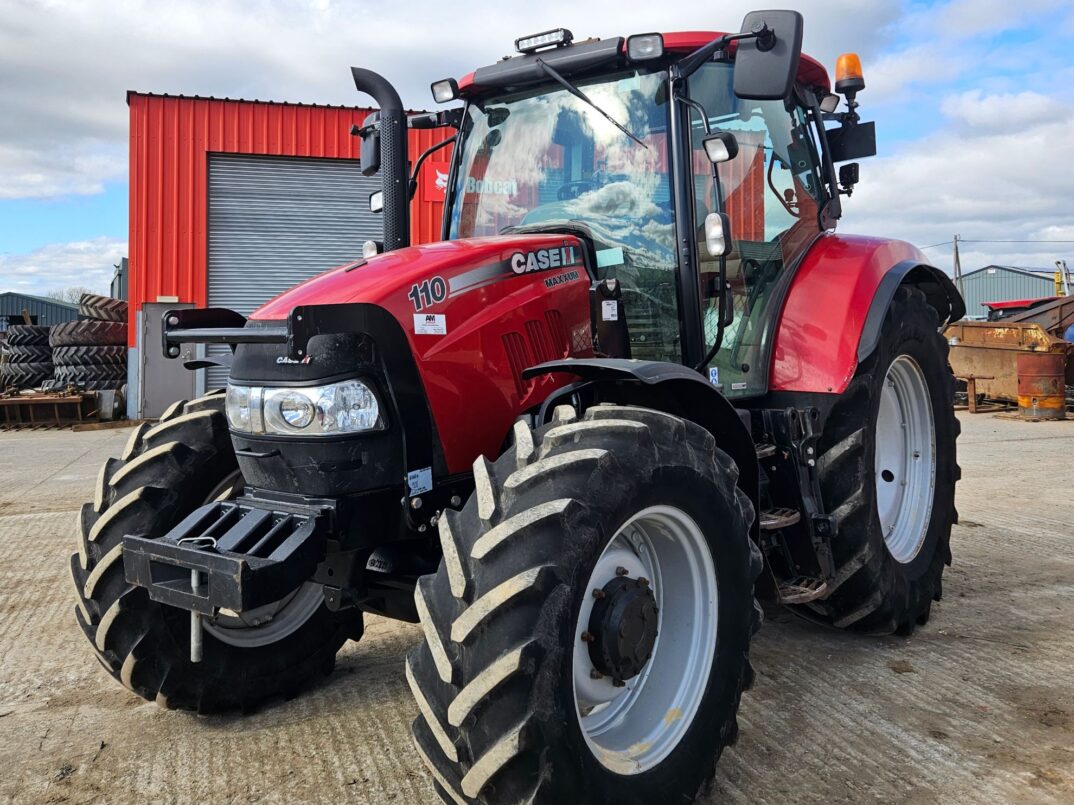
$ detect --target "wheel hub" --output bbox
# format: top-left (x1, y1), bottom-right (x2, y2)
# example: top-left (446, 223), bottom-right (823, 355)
top-left (587, 575), bottom-right (658, 682)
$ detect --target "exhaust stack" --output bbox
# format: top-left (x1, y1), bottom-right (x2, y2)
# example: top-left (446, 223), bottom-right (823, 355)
top-left (351, 67), bottom-right (410, 251)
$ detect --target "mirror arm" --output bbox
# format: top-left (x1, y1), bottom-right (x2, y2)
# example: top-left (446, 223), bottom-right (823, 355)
top-left (803, 89), bottom-right (842, 225)
top-left (678, 94), bottom-right (734, 373)
top-left (675, 26), bottom-right (770, 80)
top-left (408, 135), bottom-right (457, 199)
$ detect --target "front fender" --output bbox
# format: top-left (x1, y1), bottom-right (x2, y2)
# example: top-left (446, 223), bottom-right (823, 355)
top-left (524, 358), bottom-right (759, 541)
top-left (769, 235), bottom-right (963, 394)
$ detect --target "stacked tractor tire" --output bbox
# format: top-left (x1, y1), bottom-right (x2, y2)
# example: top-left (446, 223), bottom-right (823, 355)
top-left (49, 294), bottom-right (129, 391)
top-left (1, 325), bottom-right (54, 390)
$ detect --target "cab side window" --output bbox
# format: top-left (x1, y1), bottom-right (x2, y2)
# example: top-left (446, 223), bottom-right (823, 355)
top-left (688, 62), bottom-right (825, 397)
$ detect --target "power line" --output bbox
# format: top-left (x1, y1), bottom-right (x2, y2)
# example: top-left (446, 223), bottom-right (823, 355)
top-left (920, 239), bottom-right (1074, 249)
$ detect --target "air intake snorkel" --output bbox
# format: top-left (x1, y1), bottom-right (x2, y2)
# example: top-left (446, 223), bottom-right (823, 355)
top-left (351, 67), bottom-right (410, 251)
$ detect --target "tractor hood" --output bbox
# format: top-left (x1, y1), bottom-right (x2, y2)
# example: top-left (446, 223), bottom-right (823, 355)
top-left (250, 235), bottom-right (588, 321)
top-left (244, 233), bottom-right (595, 477)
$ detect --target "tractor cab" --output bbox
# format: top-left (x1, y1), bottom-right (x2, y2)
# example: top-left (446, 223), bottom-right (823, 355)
top-left (426, 19), bottom-right (872, 397)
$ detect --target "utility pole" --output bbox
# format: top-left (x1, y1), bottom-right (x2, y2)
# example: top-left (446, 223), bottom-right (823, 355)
top-left (953, 234), bottom-right (964, 297)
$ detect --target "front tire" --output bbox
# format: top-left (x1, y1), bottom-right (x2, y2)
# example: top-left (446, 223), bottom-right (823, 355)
top-left (812, 285), bottom-right (960, 634)
top-left (407, 404), bottom-right (761, 804)
top-left (70, 391), bottom-right (359, 712)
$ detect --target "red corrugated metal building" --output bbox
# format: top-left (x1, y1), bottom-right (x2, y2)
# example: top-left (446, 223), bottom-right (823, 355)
top-left (125, 91), bottom-right (451, 415)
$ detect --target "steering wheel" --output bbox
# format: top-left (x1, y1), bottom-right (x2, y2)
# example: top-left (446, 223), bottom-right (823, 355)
top-left (558, 180), bottom-right (597, 201)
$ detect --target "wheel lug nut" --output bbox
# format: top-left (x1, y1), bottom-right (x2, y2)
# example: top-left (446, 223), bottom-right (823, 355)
top-left (612, 678), bottom-right (625, 688)
top-left (592, 588), bottom-right (605, 599)
top-left (590, 669), bottom-right (604, 680)
top-left (615, 566), bottom-right (629, 576)
top-left (581, 631), bottom-right (595, 643)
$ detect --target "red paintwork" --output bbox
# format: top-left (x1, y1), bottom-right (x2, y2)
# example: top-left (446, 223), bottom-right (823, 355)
top-left (457, 31), bottom-right (830, 93)
top-left (251, 236), bottom-right (593, 473)
top-left (126, 93), bottom-right (450, 346)
top-left (769, 235), bottom-right (927, 394)
top-left (984, 297), bottom-right (1057, 311)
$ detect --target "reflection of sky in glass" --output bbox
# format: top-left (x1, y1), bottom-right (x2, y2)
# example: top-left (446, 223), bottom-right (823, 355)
top-left (451, 71), bottom-right (675, 272)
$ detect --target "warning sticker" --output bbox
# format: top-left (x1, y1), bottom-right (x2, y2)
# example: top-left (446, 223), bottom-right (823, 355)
top-left (414, 313), bottom-right (447, 335)
top-left (709, 367), bottom-right (720, 386)
top-left (601, 300), bottom-right (619, 321)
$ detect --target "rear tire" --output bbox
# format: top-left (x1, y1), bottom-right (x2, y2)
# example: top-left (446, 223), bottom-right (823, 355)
top-left (408, 404), bottom-right (760, 804)
top-left (78, 293), bottom-right (128, 323)
top-left (0, 360), bottom-right (53, 388)
top-left (70, 391), bottom-right (359, 712)
top-left (49, 319), bottom-right (126, 347)
top-left (810, 286), bottom-right (959, 634)
top-left (53, 345), bottom-right (126, 367)
top-left (3, 344), bottom-right (53, 362)
top-left (5, 324), bottom-right (50, 346)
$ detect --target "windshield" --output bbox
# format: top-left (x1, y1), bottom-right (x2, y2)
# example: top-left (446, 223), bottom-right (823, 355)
top-left (448, 68), bottom-right (682, 362)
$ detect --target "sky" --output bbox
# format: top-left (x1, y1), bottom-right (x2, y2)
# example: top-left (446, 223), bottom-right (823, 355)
top-left (2, 0), bottom-right (1074, 296)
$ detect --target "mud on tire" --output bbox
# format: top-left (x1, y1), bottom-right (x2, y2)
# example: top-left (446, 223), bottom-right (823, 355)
top-left (70, 391), bottom-right (359, 712)
top-left (807, 286), bottom-right (959, 635)
top-left (407, 403), bottom-right (761, 804)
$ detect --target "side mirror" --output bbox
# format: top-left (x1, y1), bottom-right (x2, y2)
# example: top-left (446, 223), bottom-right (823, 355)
top-left (733, 10), bottom-right (804, 101)
top-left (704, 212), bottom-right (734, 258)
top-left (369, 190), bottom-right (383, 213)
top-left (702, 132), bottom-right (739, 164)
top-left (358, 111), bottom-right (381, 177)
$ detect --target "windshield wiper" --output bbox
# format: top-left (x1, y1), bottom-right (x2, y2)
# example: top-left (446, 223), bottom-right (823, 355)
top-left (534, 58), bottom-right (648, 150)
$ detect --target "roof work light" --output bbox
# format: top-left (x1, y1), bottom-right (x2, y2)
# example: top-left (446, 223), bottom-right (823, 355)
top-left (431, 78), bottom-right (459, 104)
top-left (626, 33), bottom-right (664, 61)
top-left (515, 28), bottom-right (573, 54)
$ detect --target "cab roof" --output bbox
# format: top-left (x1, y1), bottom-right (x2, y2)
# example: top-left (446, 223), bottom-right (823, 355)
top-left (458, 31), bottom-right (830, 96)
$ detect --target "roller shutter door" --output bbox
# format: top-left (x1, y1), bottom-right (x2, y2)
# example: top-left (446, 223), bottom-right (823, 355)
top-left (206, 154), bottom-right (381, 388)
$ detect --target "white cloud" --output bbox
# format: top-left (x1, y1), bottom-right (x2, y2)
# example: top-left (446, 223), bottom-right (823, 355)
top-left (940, 90), bottom-right (1067, 133)
top-left (0, 0), bottom-right (900, 199)
top-left (0, 237), bottom-right (125, 296)
top-left (841, 87), bottom-right (1074, 272)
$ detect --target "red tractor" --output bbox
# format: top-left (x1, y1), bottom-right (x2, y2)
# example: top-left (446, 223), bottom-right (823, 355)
top-left (72, 11), bottom-right (963, 804)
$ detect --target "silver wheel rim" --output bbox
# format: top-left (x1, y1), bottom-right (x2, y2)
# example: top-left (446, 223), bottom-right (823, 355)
top-left (199, 471), bottom-right (325, 648)
top-left (874, 355), bottom-right (936, 563)
top-left (572, 505), bottom-right (717, 775)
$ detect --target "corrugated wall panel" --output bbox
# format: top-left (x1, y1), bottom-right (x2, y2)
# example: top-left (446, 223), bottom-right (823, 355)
top-left (960, 268), bottom-right (1055, 317)
top-left (204, 153), bottom-right (383, 387)
top-left (128, 93), bottom-right (451, 346)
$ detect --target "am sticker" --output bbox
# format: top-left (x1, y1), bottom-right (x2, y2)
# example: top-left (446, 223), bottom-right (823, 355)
top-left (414, 313), bottom-right (447, 335)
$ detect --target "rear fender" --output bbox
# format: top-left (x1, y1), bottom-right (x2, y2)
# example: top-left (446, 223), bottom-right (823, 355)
top-left (524, 358), bottom-right (759, 541)
top-left (770, 235), bottom-right (965, 394)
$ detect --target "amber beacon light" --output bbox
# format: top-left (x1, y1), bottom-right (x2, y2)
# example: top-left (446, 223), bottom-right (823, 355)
top-left (835, 52), bottom-right (865, 96)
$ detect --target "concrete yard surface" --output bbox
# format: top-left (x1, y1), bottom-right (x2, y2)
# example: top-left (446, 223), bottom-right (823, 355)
top-left (0, 412), bottom-right (1071, 804)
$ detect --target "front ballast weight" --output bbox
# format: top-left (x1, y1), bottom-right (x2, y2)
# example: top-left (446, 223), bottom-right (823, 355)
top-left (123, 497), bottom-right (332, 661)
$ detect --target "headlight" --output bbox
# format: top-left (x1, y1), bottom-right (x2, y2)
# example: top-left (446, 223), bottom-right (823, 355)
top-left (227, 379), bottom-right (385, 436)
top-left (225, 384), bottom-right (252, 431)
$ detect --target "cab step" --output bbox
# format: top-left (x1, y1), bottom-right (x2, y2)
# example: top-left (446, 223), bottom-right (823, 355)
top-left (755, 442), bottom-right (776, 459)
top-left (777, 576), bottom-right (828, 604)
top-left (759, 507), bottom-right (801, 531)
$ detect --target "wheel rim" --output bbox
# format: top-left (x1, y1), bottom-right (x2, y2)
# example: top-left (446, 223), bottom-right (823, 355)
top-left (572, 505), bottom-right (718, 775)
top-left (199, 470), bottom-right (325, 648)
top-left (874, 355), bottom-right (937, 563)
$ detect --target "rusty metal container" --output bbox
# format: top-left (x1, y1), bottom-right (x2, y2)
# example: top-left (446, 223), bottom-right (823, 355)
top-left (1016, 351), bottom-right (1066, 420)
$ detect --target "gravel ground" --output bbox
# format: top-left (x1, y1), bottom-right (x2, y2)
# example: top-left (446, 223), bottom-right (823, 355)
top-left (0, 412), bottom-right (1071, 804)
